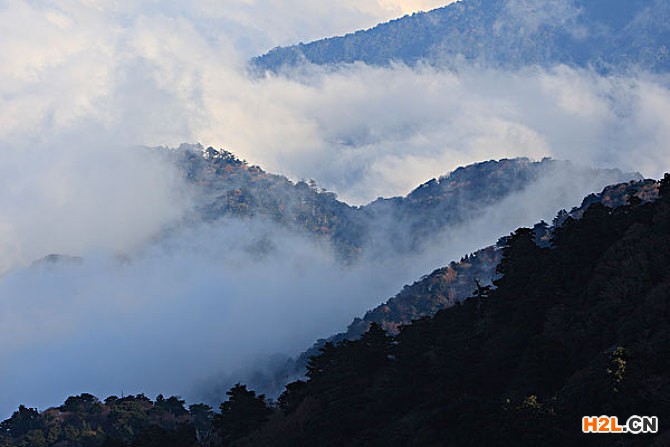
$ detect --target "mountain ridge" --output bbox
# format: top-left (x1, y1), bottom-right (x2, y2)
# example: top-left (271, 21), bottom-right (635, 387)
top-left (253, 0), bottom-right (670, 73)
top-left (164, 144), bottom-right (641, 262)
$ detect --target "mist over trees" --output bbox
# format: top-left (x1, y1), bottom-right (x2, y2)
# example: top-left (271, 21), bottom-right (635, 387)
top-left (168, 144), bottom-right (640, 261)
top-left (3, 175), bottom-right (669, 446)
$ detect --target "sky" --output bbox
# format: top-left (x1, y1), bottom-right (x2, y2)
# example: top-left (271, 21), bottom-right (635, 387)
top-left (0, 0), bottom-right (669, 418)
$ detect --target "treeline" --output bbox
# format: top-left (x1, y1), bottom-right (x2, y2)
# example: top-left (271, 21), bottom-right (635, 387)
top-left (0, 386), bottom-right (271, 447)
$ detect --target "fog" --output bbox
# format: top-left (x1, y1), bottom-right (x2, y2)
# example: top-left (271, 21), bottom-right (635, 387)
top-left (0, 220), bottom-right (408, 415)
top-left (1, 0), bottom-right (669, 417)
top-left (237, 64), bottom-right (669, 203)
top-left (0, 146), bottom-right (190, 273)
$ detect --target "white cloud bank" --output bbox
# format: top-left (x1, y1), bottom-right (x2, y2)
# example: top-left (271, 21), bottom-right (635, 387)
top-left (0, 220), bottom-right (410, 417)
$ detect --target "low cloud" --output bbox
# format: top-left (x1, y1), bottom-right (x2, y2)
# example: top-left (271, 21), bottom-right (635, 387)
top-left (499, 0), bottom-right (584, 35)
top-left (0, 219), bottom-right (433, 416)
top-left (213, 64), bottom-right (668, 204)
top-left (0, 157), bottom-right (631, 416)
top-left (0, 146), bottom-right (189, 273)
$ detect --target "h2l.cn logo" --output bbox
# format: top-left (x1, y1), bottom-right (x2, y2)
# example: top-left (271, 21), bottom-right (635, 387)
top-left (582, 416), bottom-right (658, 434)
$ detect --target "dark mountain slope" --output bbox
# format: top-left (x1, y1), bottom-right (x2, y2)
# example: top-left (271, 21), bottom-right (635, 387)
top-left (276, 178), bottom-right (659, 388)
top-left (361, 158), bottom-right (637, 255)
top-left (235, 174), bottom-right (670, 446)
top-left (364, 177), bottom-right (661, 333)
top-left (253, 0), bottom-right (670, 73)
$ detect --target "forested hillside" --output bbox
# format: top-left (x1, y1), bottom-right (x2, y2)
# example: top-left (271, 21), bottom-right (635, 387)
top-left (254, 0), bottom-right (670, 73)
top-left (235, 174), bottom-right (670, 446)
top-left (275, 177), bottom-right (660, 388)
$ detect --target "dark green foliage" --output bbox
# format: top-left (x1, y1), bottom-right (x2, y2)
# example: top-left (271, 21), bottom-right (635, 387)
top-left (236, 175), bottom-right (670, 446)
top-left (494, 227), bottom-right (544, 287)
top-left (272, 326), bottom-right (395, 447)
top-left (276, 381), bottom-right (308, 415)
top-left (60, 393), bottom-right (101, 414)
top-left (660, 173), bottom-right (670, 199)
top-left (128, 423), bottom-right (195, 447)
top-left (106, 396), bottom-right (153, 444)
top-left (290, 178), bottom-right (658, 383)
top-left (0, 406), bottom-right (42, 438)
top-left (0, 395), bottom-right (197, 447)
top-left (213, 384), bottom-right (272, 444)
top-left (100, 438), bottom-right (126, 447)
top-left (188, 404), bottom-right (213, 446)
top-left (153, 395), bottom-right (188, 417)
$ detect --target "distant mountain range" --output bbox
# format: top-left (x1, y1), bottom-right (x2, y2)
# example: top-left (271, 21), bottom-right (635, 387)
top-left (4, 146), bottom-right (661, 447)
top-left (165, 144), bottom-right (640, 262)
top-left (253, 0), bottom-right (670, 73)
top-left (24, 144), bottom-right (643, 401)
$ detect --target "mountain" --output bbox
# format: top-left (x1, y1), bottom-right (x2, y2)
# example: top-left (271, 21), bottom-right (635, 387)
top-left (253, 0), bottom-right (670, 73)
top-left (8, 145), bottom-right (642, 417)
top-left (162, 144), bottom-right (364, 259)
top-left (359, 158), bottom-right (638, 256)
top-left (267, 177), bottom-right (660, 389)
top-left (234, 174), bottom-right (670, 446)
top-left (352, 177), bottom-right (660, 337)
top-left (165, 144), bottom-right (640, 261)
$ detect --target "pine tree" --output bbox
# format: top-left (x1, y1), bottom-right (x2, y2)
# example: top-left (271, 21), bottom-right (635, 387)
top-left (213, 384), bottom-right (271, 444)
